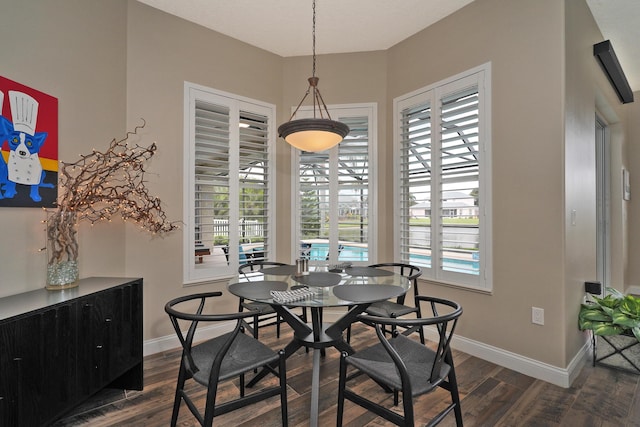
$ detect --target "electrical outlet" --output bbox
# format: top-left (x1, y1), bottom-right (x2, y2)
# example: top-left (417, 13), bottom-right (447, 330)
top-left (532, 307), bottom-right (544, 325)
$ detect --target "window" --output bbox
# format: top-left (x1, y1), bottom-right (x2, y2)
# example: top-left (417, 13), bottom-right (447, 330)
top-left (184, 82), bottom-right (275, 283)
top-left (293, 105), bottom-right (377, 267)
top-left (394, 64), bottom-right (491, 289)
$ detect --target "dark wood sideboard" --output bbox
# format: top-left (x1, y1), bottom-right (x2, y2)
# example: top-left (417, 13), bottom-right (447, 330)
top-left (0, 277), bottom-right (143, 426)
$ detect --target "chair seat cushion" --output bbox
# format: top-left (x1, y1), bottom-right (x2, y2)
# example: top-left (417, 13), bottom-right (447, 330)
top-left (346, 334), bottom-right (450, 397)
top-left (241, 301), bottom-right (276, 314)
top-left (365, 300), bottom-right (417, 318)
top-left (189, 332), bottom-right (280, 385)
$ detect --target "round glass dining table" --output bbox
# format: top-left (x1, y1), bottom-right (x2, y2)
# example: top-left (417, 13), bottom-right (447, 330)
top-left (228, 265), bottom-right (411, 427)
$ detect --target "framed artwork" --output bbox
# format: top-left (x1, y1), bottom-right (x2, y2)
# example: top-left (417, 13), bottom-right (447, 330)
top-left (0, 76), bottom-right (58, 207)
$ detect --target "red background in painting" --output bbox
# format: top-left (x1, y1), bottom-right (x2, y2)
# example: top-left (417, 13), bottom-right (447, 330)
top-left (0, 75), bottom-right (58, 161)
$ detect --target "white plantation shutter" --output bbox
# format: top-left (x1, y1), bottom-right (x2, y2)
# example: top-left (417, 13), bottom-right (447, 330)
top-left (337, 116), bottom-right (369, 261)
top-left (399, 102), bottom-right (432, 268)
top-left (395, 64), bottom-right (491, 289)
top-left (185, 83), bottom-right (275, 283)
top-left (238, 110), bottom-right (271, 261)
top-left (438, 87), bottom-right (480, 277)
top-left (294, 105), bottom-right (376, 265)
top-left (194, 100), bottom-right (231, 270)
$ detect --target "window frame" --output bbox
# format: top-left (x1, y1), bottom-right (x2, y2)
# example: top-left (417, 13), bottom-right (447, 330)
top-left (183, 81), bottom-right (276, 284)
top-left (393, 63), bottom-right (492, 290)
top-left (290, 103), bottom-right (378, 267)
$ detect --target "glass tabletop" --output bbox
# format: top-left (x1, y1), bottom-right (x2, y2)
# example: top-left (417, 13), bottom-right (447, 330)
top-left (228, 266), bottom-right (411, 307)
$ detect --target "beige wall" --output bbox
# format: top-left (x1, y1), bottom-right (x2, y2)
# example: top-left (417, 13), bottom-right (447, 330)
top-left (125, 1), bottom-right (284, 339)
top-left (563, 0), bottom-right (632, 365)
top-left (1, 0), bottom-right (636, 375)
top-left (0, 0), bottom-right (128, 298)
top-left (627, 98), bottom-right (640, 289)
top-left (389, 0), bottom-right (567, 366)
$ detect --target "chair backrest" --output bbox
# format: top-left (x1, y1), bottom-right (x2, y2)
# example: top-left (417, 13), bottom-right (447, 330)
top-left (221, 245), bottom-right (249, 264)
top-left (300, 243), bottom-right (312, 260)
top-left (326, 244), bottom-right (345, 261)
top-left (164, 292), bottom-right (258, 377)
top-left (368, 262), bottom-right (422, 302)
top-left (238, 261), bottom-right (287, 279)
top-left (358, 295), bottom-right (462, 384)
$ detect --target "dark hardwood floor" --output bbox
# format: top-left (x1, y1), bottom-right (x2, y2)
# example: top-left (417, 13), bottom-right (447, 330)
top-left (54, 324), bottom-right (640, 427)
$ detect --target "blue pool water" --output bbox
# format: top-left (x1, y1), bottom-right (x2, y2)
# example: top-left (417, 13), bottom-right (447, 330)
top-left (306, 243), bottom-right (479, 274)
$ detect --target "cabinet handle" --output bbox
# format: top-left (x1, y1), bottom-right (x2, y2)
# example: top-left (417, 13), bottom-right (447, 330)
top-left (96, 345), bottom-right (103, 349)
top-left (105, 318), bottom-right (112, 323)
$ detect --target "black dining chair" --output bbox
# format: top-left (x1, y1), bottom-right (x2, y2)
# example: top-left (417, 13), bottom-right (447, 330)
top-left (165, 292), bottom-right (288, 427)
top-left (364, 262), bottom-right (424, 343)
top-left (238, 261), bottom-right (288, 338)
top-left (337, 295), bottom-right (463, 427)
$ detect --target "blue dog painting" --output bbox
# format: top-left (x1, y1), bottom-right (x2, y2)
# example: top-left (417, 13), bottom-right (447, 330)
top-left (0, 80), bottom-right (58, 207)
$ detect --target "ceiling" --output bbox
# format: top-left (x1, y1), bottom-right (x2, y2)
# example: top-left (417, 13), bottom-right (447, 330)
top-left (137, 0), bottom-right (640, 92)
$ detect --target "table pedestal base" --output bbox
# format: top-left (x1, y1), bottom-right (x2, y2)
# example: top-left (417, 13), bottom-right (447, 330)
top-left (248, 304), bottom-right (371, 427)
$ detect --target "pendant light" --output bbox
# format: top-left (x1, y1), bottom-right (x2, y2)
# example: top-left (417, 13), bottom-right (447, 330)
top-left (278, 0), bottom-right (349, 152)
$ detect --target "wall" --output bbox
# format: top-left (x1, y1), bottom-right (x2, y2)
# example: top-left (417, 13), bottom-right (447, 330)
top-left (563, 0), bottom-right (631, 366)
top-left (627, 98), bottom-right (640, 293)
top-left (388, 0), bottom-right (567, 367)
top-left (125, 1), bottom-right (284, 340)
top-left (0, 0), bottom-right (128, 297)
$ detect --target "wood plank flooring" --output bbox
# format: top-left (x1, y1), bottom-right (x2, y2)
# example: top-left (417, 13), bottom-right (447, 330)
top-left (54, 324), bottom-right (640, 427)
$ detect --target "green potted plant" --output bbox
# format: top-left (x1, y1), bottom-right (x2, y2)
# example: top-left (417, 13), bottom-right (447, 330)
top-left (579, 287), bottom-right (640, 341)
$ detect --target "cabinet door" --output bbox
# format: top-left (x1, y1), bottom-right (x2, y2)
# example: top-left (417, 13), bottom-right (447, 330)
top-left (78, 282), bottom-right (143, 393)
top-left (108, 282), bottom-right (143, 388)
top-left (0, 319), bottom-right (20, 426)
top-left (0, 303), bottom-right (78, 427)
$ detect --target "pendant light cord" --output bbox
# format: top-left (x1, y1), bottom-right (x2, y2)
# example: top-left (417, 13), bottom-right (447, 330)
top-left (312, 0), bottom-right (316, 79)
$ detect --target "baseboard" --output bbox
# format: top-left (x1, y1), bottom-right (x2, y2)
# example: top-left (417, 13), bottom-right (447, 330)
top-left (423, 327), bottom-right (591, 388)
top-left (144, 311), bottom-right (591, 389)
top-left (144, 321), bottom-right (235, 356)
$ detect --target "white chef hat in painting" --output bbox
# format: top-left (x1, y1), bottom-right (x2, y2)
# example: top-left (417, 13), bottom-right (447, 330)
top-left (0, 91), bottom-right (4, 116)
top-left (9, 90), bottom-right (39, 136)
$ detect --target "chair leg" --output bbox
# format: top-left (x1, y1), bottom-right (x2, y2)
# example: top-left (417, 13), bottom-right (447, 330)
top-left (277, 315), bottom-right (281, 338)
top-left (401, 390), bottom-right (415, 427)
top-left (202, 376), bottom-right (219, 427)
top-left (336, 353), bottom-right (348, 427)
top-left (445, 353), bottom-right (464, 427)
top-left (253, 314), bottom-right (259, 339)
top-left (170, 361), bottom-right (188, 427)
top-left (278, 350), bottom-right (289, 427)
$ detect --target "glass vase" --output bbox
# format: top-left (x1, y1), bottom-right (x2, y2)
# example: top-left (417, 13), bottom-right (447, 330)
top-left (46, 210), bottom-right (79, 290)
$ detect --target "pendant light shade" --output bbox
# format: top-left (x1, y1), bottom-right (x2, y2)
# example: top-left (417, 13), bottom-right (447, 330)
top-left (278, 0), bottom-right (349, 152)
top-left (279, 117), bottom-right (350, 152)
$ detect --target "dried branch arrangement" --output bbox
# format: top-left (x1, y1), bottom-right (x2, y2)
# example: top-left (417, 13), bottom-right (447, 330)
top-left (47, 120), bottom-right (177, 269)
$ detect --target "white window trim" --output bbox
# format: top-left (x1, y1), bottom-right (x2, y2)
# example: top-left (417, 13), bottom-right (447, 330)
top-left (183, 81), bottom-right (276, 285)
top-left (393, 63), bottom-right (492, 291)
top-left (290, 103), bottom-right (378, 265)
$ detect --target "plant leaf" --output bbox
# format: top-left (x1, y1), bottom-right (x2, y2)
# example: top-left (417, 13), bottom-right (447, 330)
top-left (619, 295), bottom-right (640, 318)
top-left (612, 311), bottom-right (640, 329)
top-left (605, 287), bottom-right (625, 299)
top-left (593, 294), bottom-right (621, 310)
top-left (592, 322), bottom-right (626, 336)
top-left (580, 308), bottom-right (611, 322)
